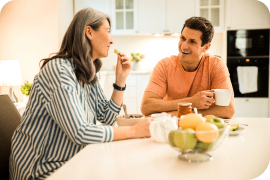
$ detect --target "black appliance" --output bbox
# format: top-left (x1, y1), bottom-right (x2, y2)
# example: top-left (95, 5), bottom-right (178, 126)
top-left (227, 57), bottom-right (269, 97)
top-left (227, 29), bottom-right (269, 57)
top-left (227, 29), bottom-right (269, 98)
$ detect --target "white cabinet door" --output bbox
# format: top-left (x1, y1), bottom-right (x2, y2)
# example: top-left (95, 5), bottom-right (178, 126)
top-left (111, 0), bottom-right (138, 34)
top-left (167, 0), bottom-right (195, 33)
top-left (226, 0), bottom-right (270, 30)
top-left (99, 73), bottom-right (152, 115)
top-left (137, 74), bottom-right (151, 114)
top-left (234, 98), bottom-right (269, 118)
top-left (195, 0), bottom-right (225, 31)
top-left (138, 0), bottom-right (166, 34)
top-left (74, 0), bottom-right (111, 15)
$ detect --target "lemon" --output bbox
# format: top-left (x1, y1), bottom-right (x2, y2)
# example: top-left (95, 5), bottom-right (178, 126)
top-left (179, 113), bottom-right (204, 130)
top-left (229, 123), bottom-right (239, 131)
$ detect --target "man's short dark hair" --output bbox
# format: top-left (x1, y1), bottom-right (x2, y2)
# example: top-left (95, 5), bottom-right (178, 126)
top-left (181, 17), bottom-right (214, 47)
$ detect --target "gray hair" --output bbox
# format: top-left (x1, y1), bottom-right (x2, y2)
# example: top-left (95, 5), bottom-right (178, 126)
top-left (40, 7), bottom-right (111, 84)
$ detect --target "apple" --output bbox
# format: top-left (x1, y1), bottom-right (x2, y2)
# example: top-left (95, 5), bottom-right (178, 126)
top-left (206, 117), bottom-right (225, 129)
top-left (168, 131), bottom-right (177, 147)
top-left (230, 123), bottom-right (239, 131)
top-left (194, 141), bottom-right (214, 153)
top-left (174, 128), bottom-right (197, 150)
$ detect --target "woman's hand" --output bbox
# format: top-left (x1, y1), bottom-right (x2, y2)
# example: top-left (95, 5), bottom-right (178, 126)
top-left (131, 118), bottom-right (153, 138)
top-left (115, 52), bottom-right (132, 86)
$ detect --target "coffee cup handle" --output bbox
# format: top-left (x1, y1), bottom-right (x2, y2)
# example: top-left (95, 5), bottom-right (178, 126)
top-left (149, 121), bottom-right (160, 141)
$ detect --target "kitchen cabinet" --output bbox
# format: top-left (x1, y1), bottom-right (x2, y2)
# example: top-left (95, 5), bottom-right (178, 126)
top-left (138, 0), bottom-right (166, 34)
top-left (226, 0), bottom-right (270, 30)
top-left (110, 0), bottom-right (138, 34)
top-left (167, 0), bottom-right (196, 33)
top-left (74, 0), bottom-right (111, 16)
top-left (233, 98), bottom-right (269, 118)
top-left (138, 0), bottom-right (195, 34)
top-left (99, 71), bottom-right (151, 115)
top-left (195, 0), bottom-right (225, 31)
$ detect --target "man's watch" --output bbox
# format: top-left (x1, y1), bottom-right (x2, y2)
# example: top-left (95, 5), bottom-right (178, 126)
top-left (113, 83), bottom-right (126, 91)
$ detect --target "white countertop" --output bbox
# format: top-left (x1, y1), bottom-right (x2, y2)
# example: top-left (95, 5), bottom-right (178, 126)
top-left (46, 118), bottom-right (270, 180)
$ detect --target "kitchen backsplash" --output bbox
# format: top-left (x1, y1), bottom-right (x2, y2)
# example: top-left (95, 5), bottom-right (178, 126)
top-left (101, 32), bottom-right (224, 71)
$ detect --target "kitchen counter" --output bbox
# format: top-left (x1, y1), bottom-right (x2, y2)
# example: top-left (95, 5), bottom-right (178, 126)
top-left (46, 118), bottom-right (270, 180)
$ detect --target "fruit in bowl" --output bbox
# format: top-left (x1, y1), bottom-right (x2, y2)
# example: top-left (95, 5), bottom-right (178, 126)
top-left (162, 113), bottom-right (230, 162)
top-left (116, 114), bottom-right (145, 126)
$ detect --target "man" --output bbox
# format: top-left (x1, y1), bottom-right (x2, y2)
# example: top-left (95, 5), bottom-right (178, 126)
top-left (141, 17), bottom-right (235, 118)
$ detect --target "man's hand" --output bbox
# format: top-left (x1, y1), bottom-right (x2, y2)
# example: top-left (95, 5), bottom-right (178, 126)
top-left (191, 90), bottom-right (215, 109)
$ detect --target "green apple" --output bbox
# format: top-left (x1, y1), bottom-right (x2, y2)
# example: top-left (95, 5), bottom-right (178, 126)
top-left (195, 141), bottom-right (214, 153)
top-left (206, 117), bottom-right (225, 129)
top-left (168, 131), bottom-right (177, 147)
top-left (174, 128), bottom-right (197, 150)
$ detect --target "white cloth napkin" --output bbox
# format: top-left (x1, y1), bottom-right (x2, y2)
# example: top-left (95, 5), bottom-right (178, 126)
top-left (237, 66), bottom-right (258, 94)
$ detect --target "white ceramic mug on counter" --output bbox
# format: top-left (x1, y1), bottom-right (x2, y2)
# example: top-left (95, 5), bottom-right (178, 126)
top-left (214, 89), bottom-right (232, 106)
top-left (149, 113), bottom-right (178, 143)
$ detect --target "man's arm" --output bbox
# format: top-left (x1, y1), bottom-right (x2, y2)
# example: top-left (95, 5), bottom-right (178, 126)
top-left (140, 91), bottom-right (193, 116)
top-left (198, 95), bottom-right (235, 119)
top-left (141, 90), bottom-right (234, 118)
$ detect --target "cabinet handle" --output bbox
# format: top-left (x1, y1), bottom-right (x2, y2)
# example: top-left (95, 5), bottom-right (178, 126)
top-left (163, 30), bottom-right (169, 32)
top-left (246, 99), bottom-right (249, 102)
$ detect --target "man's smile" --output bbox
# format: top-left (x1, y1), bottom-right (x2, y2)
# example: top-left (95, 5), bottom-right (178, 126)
top-left (181, 50), bottom-right (191, 55)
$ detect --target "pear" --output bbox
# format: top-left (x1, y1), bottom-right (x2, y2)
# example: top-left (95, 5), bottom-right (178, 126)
top-left (174, 128), bottom-right (197, 150)
top-left (230, 123), bottom-right (239, 131)
top-left (114, 49), bottom-right (120, 55)
top-left (168, 130), bottom-right (177, 147)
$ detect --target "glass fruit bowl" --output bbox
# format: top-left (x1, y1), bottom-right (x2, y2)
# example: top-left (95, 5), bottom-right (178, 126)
top-left (161, 119), bottom-right (230, 163)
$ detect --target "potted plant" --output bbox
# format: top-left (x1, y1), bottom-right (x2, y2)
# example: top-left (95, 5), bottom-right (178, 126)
top-left (20, 80), bottom-right (32, 104)
top-left (130, 53), bottom-right (145, 71)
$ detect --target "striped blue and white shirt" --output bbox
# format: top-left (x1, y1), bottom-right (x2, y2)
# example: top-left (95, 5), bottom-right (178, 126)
top-left (9, 58), bottom-right (121, 179)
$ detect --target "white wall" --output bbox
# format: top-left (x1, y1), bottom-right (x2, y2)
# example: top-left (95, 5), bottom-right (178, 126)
top-left (101, 32), bottom-right (224, 71)
top-left (0, 0), bottom-right (59, 102)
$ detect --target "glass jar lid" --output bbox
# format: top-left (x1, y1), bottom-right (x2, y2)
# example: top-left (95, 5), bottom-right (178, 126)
top-left (178, 102), bottom-right (192, 106)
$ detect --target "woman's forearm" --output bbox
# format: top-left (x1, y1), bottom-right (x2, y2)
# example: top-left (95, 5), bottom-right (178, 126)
top-left (112, 126), bottom-right (134, 140)
top-left (112, 118), bottom-right (152, 141)
top-left (111, 80), bottom-right (126, 106)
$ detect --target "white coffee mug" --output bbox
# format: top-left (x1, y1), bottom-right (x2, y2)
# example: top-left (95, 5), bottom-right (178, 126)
top-left (149, 114), bottom-right (178, 143)
top-left (214, 89), bottom-right (232, 106)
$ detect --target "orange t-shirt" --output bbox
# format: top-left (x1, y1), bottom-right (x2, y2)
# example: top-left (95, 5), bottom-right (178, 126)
top-left (145, 53), bottom-right (234, 100)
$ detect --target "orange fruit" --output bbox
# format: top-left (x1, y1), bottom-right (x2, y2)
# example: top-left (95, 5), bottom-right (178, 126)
top-left (179, 113), bottom-right (204, 130)
top-left (195, 122), bottom-right (219, 143)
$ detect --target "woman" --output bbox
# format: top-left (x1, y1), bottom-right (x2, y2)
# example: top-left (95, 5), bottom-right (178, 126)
top-left (9, 8), bottom-right (152, 180)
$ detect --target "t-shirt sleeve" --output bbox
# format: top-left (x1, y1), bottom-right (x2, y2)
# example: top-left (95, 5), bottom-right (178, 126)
top-left (210, 59), bottom-right (234, 93)
top-left (145, 59), bottom-right (167, 98)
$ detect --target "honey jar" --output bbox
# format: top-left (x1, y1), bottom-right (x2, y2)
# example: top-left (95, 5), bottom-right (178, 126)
top-left (177, 102), bottom-right (192, 118)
